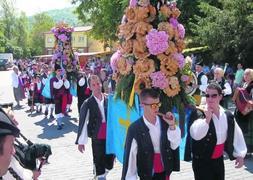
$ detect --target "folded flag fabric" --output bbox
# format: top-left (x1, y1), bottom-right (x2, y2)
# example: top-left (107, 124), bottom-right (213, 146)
top-left (106, 94), bottom-right (142, 163)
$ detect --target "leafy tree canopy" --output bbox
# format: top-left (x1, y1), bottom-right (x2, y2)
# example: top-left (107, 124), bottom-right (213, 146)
top-left (190, 0), bottom-right (253, 67)
top-left (72, 0), bottom-right (128, 47)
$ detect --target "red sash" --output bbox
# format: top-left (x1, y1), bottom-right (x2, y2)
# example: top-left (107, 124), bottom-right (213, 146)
top-left (153, 153), bottom-right (170, 179)
top-left (97, 122), bottom-right (106, 139)
top-left (211, 143), bottom-right (224, 159)
top-left (153, 153), bottom-right (164, 173)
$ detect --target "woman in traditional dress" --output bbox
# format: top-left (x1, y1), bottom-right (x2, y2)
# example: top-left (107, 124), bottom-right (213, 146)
top-left (234, 68), bottom-right (253, 156)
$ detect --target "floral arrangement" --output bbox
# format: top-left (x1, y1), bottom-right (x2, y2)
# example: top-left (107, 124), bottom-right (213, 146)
top-left (51, 22), bottom-right (80, 81)
top-left (111, 0), bottom-right (195, 114)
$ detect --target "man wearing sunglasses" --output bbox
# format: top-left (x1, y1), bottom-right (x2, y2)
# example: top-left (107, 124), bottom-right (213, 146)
top-left (190, 83), bottom-right (247, 180)
top-left (122, 88), bottom-right (181, 180)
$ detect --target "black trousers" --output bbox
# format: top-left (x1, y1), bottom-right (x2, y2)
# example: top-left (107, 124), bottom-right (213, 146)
top-left (91, 138), bottom-right (115, 176)
top-left (54, 96), bottom-right (63, 114)
top-left (152, 171), bottom-right (169, 180)
top-left (192, 156), bottom-right (224, 180)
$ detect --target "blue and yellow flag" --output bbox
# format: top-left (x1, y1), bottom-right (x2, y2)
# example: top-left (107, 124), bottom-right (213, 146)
top-left (106, 94), bottom-right (142, 163)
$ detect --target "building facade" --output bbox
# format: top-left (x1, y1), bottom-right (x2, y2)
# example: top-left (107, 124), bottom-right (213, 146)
top-left (44, 26), bottom-right (106, 55)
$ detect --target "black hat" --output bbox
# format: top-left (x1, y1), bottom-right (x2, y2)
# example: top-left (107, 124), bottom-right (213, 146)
top-left (54, 63), bottom-right (61, 71)
top-left (195, 60), bottom-right (203, 66)
top-left (0, 108), bottom-right (20, 137)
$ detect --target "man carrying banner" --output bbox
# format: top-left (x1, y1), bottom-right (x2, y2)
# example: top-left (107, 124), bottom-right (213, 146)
top-left (76, 75), bottom-right (115, 180)
top-left (122, 88), bottom-right (181, 180)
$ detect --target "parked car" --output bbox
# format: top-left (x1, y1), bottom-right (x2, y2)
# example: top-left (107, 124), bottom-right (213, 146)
top-left (0, 53), bottom-right (13, 70)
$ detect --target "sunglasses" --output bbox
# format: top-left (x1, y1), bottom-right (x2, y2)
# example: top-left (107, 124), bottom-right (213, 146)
top-left (143, 102), bottom-right (161, 109)
top-left (205, 94), bottom-right (219, 98)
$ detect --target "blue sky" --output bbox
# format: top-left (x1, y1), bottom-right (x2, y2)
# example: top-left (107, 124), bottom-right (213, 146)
top-left (16, 0), bottom-right (75, 16)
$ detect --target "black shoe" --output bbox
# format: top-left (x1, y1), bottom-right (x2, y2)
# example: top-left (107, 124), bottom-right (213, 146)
top-left (49, 114), bottom-right (54, 119)
top-left (57, 125), bottom-right (62, 130)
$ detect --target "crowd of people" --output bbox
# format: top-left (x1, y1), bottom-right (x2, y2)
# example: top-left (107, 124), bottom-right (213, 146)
top-left (1, 56), bottom-right (253, 180)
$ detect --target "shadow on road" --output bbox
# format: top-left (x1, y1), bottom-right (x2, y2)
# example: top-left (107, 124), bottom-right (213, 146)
top-left (35, 116), bottom-right (78, 140)
top-left (244, 157), bottom-right (253, 173)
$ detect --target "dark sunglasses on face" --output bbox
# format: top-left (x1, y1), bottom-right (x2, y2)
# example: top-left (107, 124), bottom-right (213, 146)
top-left (205, 93), bottom-right (219, 98)
top-left (143, 102), bottom-right (161, 109)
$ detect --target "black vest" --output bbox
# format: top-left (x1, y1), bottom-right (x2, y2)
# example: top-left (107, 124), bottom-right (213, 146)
top-left (191, 110), bottom-right (235, 160)
top-left (122, 117), bottom-right (180, 180)
top-left (75, 95), bottom-right (107, 144)
top-left (87, 96), bottom-right (107, 138)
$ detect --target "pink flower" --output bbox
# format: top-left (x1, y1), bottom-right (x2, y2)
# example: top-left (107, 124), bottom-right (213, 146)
top-left (177, 24), bottom-right (185, 39)
top-left (169, 18), bottom-right (179, 28)
top-left (129, 0), bottom-right (137, 7)
top-left (146, 29), bottom-right (169, 55)
top-left (173, 53), bottom-right (185, 69)
top-left (150, 71), bottom-right (169, 89)
top-left (58, 34), bottom-right (68, 42)
top-left (181, 75), bottom-right (190, 82)
top-left (110, 50), bottom-right (122, 72)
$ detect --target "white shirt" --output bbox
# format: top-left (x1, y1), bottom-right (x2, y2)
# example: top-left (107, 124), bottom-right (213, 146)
top-left (78, 77), bottom-right (86, 86)
top-left (215, 79), bottom-right (232, 96)
top-left (190, 106), bottom-right (247, 158)
top-left (11, 71), bottom-right (19, 88)
top-left (196, 72), bottom-right (208, 93)
top-left (125, 116), bottom-right (181, 180)
top-left (53, 78), bottom-right (70, 89)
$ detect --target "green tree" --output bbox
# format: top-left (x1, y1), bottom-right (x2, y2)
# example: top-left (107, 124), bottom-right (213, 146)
top-left (190, 0), bottom-right (253, 66)
top-left (15, 13), bottom-right (29, 48)
top-left (177, 0), bottom-right (221, 38)
top-left (30, 13), bottom-right (54, 56)
top-left (72, 0), bottom-right (128, 47)
top-left (0, 22), bottom-right (6, 52)
top-left (0, 0), bottom-right (16, 41)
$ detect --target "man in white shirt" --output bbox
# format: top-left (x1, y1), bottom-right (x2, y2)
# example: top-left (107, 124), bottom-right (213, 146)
top-left (193, 60), bottom-right (208, 105)
top-left (122, 88), bottom-right (181, 180)
top-left (11, 66), bottom-right (24, 107)
top-left (76, 75), bottom-right (114, 180)
top-left (190, 83), bottom-right (247, 180)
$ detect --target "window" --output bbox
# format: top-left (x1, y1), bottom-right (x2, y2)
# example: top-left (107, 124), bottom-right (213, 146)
top-left (78, 49), bottom-right (84, 53)
top-left (47, 37), bottom-right (53, 43)
top-left (79, 36), bottom-right (84, 42)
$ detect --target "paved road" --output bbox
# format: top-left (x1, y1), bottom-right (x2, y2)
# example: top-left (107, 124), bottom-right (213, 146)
top-left (1, 70), bottom-right (253, 180)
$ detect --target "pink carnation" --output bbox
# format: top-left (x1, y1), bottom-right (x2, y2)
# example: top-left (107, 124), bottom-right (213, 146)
top-left (150, 71), bottom-right (169, 89)
top-left (173, 53), bottom-right (185, 69)
top-left (110, 50), bottom-right (122, 72)
top-left (177, 24), bottom-right (185, 39)
top-left (146, 29), bottom-right (169, 55)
